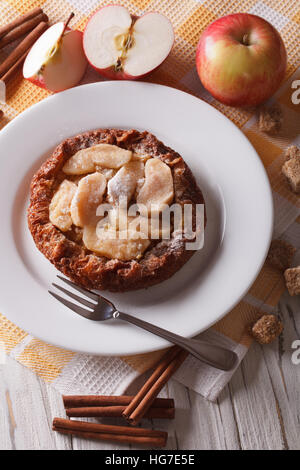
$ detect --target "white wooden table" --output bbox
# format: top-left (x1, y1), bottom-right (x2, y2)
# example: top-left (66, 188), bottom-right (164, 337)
top-left (0, 291), bottom-right (299, 450)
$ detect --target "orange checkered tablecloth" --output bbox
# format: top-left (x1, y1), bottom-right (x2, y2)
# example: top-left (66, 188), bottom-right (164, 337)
top-left (0, 0), bottom-right (299, 401)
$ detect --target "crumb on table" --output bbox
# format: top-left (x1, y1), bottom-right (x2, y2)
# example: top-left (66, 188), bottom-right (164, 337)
top-left (258, 105), bottom-right (282, 134)
top-left (282, 158), bottom-right (300, 193)
top-left (250, 314), bottom-right (284, 344)
top-left (266, 239), bottom-right (295, 271)
top-left (284, 266), bottom-right (300, 296)
top-left (285, 145), bottom-right (300, 160)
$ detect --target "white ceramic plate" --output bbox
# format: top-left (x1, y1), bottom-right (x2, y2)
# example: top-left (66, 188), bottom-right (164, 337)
top-left (0, 81), bottom-right (273, 355)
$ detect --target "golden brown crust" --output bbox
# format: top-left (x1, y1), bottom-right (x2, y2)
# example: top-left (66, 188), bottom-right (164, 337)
top-left (28, 129), bottom-right (205, 291)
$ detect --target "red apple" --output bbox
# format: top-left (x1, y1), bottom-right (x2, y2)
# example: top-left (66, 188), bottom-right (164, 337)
top-left (83, 5), bottom-right (174, 80)
top-left (196, 13), bottom-right (287, 107)
top-left (23, 22), bottom-right (88, 92)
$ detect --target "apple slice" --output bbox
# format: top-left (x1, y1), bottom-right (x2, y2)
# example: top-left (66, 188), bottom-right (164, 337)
top-left (83, 5), bottom-right (174, 79)
top-left (83, 224), bottom-right (150, 261)
top-left (107, 160), bottom-right (144, 204)
top-left (23, 21), bottom-right (87, 92)
top-left (63, 144), bottom-right (132, 175)
top-left (49, 179), bottom-right (77, 232)
top-left (137, 158), bottom-right (174, 213)
top-left (71, 172), bottom-right (106, 227)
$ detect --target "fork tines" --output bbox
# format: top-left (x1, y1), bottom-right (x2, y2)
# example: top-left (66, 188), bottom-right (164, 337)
top-left (56, 276), bottom-right (98, 301)
top-left (48, 276), bottom-right (98, 319)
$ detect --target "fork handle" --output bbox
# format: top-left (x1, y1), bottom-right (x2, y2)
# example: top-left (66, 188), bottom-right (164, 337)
top-left (115, 311), bottom-right (238, 371)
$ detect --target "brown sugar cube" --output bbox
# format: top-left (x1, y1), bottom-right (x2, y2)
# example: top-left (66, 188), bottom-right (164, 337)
top-left (284, 266), bottom-right (300, 296)
top-left (251, 314), bottom-right (283, 344)
top-left (258, 105), bottom-right (282, 134)
top-left (266, 240), bottom-right (296, 271)
top-left (285, 145), bottom-right (300, 160)
top-left (282, 158), bottom-right (300, 193)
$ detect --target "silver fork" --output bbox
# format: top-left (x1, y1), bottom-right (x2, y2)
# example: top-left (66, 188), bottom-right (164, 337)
top-left (49, 275), bottom-right (238, 371)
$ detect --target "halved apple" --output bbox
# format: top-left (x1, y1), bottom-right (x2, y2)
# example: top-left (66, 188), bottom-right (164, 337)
top-left (23, 22), bottom-right (87, 92)
top-left (83, 5), bottom-right (174, 80)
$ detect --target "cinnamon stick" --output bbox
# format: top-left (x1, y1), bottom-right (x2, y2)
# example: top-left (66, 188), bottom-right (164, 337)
top-left (0, 21), bottom-right (48, 80)
top-left (123, 347), bottom-right (188, 425)
top-left (1, 51), bottom-right (28, 86)
top-left (0, 110), bottom-right (3, 119)
top-left (0, 7), bottom-right (43, 39)
top-left (0, 13), bottom-right (48, 50)
top-left (66, 405), bottom-right (175, 419)
top-left (63, 394), bottom-right (174, 409)
top-left (55, 429), bottom-right (166, 447)
top-left (122, 347), bottom-right (180, 418)
top-left (53, 417), bottom-right (166, 437)
top-left (53, 418), bottom-right (167, 448)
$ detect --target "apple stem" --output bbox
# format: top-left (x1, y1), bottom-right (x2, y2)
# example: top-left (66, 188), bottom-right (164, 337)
top-left (62, 12), bottom-right (75, 36)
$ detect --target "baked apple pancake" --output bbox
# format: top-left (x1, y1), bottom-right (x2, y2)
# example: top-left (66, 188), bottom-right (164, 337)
top-left (28, 129), bottom-right (205, 291)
